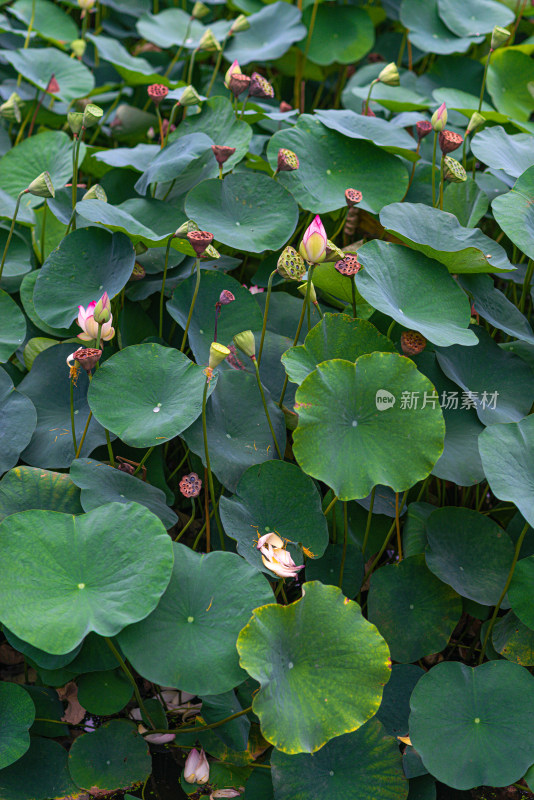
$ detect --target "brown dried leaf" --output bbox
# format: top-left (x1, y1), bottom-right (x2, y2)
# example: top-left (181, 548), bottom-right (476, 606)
top-left (58, 681), bottom-right (86, 724)
top-left (0, 642), bottom-right (25, 665)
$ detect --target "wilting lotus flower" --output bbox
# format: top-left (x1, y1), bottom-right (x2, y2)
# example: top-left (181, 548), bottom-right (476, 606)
top-left (137, 724), bottom-right (176, 745)
top-left (184, 747), bottom-right (210, 785)
top-left (77, 299), bottom-right (115, 342)
top-left (257, 533), bottom-right (304, 579)
top-left (299, 215), bottom-right (327, 264)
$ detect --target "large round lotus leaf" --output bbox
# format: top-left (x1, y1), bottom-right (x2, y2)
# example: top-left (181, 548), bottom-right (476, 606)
top-left (0, 289), bottom-right (25, 363)
top-left (25, 685), bottom-right (68, 739)
top-left (88, 343), bottom-right (211, 448)
top-left (413, 352), bottom-right (485, 486)
top-left (185, 173), bottom-right (298, 253)
top-left (219, 460), bottom-right (328, 573)
top-left (167, 269), bottom-right (263, 365)
top-left (380, 203), bottom-right (513, 273)
top-left (0, 466), bottom-right (82, 523)
top-left (199, 691), bottom-right (250, 752)
top-left (432, 88), bottom-right (505, 124)
top-left (356, 241), bottom-right (476, 346)
top-left (118, 543), bottom-right (273, 695)
top-left (400, 0), bottom-right (484, 53)
top-left (436, 327), bottom-right (534, 425)
top-left (293, 355), bottom-right (445, 500)
top-left (225, 2), bottom-right (306, 64)
top-left (376, 664), bottom-right (425, 738)
top-left (77, 670), bottom-right (133, 715)
top-left (182, 370), bottom-right (285, 493)
top-left (0, 501), bottom-right (174, 654)
top-left (508, 556), bottom-right (534, 630)
top-left (425, 507), bottom-right (515, 605)
top-left (470, 127), bottom-right (534, 179)
top-left (0, 737), bottom-right (78, 800)
top-left (237, 581), bottom-right (391, 754)
top-left (0, 683), bottom-right (35, 770)
top-left (298, 6), bottom-right (374, 66)
top-left (0, 227), bottom-right (32, 293)
top-left (0, 49), bottom-right (94, 103)
top-left (170, 97), bottom-right (252, 174)
top-left (70, 458), bottom-right (177, 530)
top-left (409, 660), bottom-right (534, 789)
top-left (493, 611), bottom-right (534, 666)
top-left (305, 542), bottom-right (364, 597)
top-left (492, 165), bottom-right (534, 262)
top-left (368, 555), bottom-right (462, 662)
top-left (437, 0), bottom-right (513, 36)
top-left (34, 228), bottom-right (134, 329)
top-left (458, 273), bottom-right (534, 344)
top-left (7, 0), bottom-right (78, 43)
top-left (3, 626), bottom-right (81, 671)
top-left (68, 720), bottom-right (151, 792)
top-left (17, 343), bottom-right (109, 469)
top-left (342, 71), bottom-right (431, 114)
top-left (86, 32), bottom-right (169, 85)
top-left (0, 368), bottom-right (36, 475)
top-left (94, 143), bottom-right (157, 173)
top-left (282, 313), bottom-right (395, 386)
top-left (19, 271), bottom-right (76, 339)
top-left (271, 718), bottom-right (406, 800)
top-left (487, 49), bottom-right (534, 122)
top-left (134, 133), bottom-right (214, 197)
top-left (136, 7), bottom-right (206, 50)
top-left (266, 116), bottom-right (408, 214)
top-left (313, 109), bottom-right (418, 155)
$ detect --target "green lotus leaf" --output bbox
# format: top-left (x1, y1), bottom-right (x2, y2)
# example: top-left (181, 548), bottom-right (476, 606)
top-left (0, 501), bottom-right (174, 653)
top-left (293, 355), bottom-right (445, 500)
top-left (508, 556), bottom-right (534, 630)
top-left (7, 0), bottom-right (78, 44)
top-left (86, 32), bottom-right (172, 85)
top-left (0, 49), bottom-right (94, 103)
top-left (492, 165), bottom-right (534, 262)
top-left (437, 0), bottom-right (514, 36)
top-left (93, 143), bottom-right (158, 173)
top-left (400, 0), bottom-right (484, 54)
top-left (88, 343), bottom-right (212, 448)
top-left (0, 683), bottom-right (35, 770)
top-left (185, 173), bottom-right (299, 252)
top-left (134, 132), bottom-right (214, 196)
top-left (470, 127), bottom-right (534, 179)
top-left (368, 554), bottom-right (462, 662)
top-left (136, 7), bottom-right (207, 50)
top-left (487, 49), bottom-right (534, 122)
top-left (19, 271), bottom-right (76, 338)
top-left (25, 685), bottom-right (68, 739)
top-left (0, 466), bottom-right (82, 524)
top-left (3, 626), bottom-right (81, 671)
top-left (313, 109), bottom-right (418, 155)
top-left (493, 611), bottom-right (534, 666)
top-left (0, 227), bottom-right (32, 293)
top-left (237, 581), bottom-right (391, 754)
top-left (118, 543), bottom-right (273, 695)
top-left (432, 88), bottom-right (505, 123)
top-left (225, 2), bottom-right (306, 64)
top-left (0, 737), bottom-right (78, 800)
top-left (458, 273), bottom-right (534, 343)
top-left (356, 241), bottom-right (476, 346)
top-left (0, 289), bottom-right (25, 363)
top-left (0, 368), bottom-right (37, 476)
top-left (425, 507), bottom-right (515, 605)
top-left (376, 664), bottom-right (425, 738)
top-left (68, 720), bottom-right (151, 792)
top-left (77, 670), bottom-right (133, 716)
top-left (70, 458), bottom-right (177, 530)
top-left (305, 542), bottom-right (364, 597)
top-left (380, 203), bottom-right (514, 273)
top-left (298, 6), bottom-right (374, 66)
top-left (200, 691), bottom-right (250, 752)
top-left (403, 501), bottom-right (434, 559)
top-left (282, 313), bottom-right (395, 386)
top-left (409, 660), bottom-right (534, 789)
top-left (267, 116), bottom-right (408, 214)
top-left (442, 176), bottom-right (490, 227)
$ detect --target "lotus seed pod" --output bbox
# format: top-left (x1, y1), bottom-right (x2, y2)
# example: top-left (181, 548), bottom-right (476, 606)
top-left (233, 330), bottom-right (256, 359)
top-left (0, 92), bottom-right (22, 123)
top-left (204, 243), bottom-right (221, 260)
top-left (192, 1), bottom-right (210, 18)
top-left (130, 262), bottom-right (146, 281)
top-left (439, 129), bottom-right (463, 155)
top-left (179, 85), bottom-right (202, 107)
top-left (230, 14), bottom-right (250, 33)
top-left (443, 156), bottom-right (467, 183)
top-left (378, 61), bottom-right (400, 87)
top-left (431, 102), bottom-right (447, 132)
top-left (72, 347), bottom-right (102, 373)
top-left (218, 290), bottom-right (235, 305)
top-left (345, 188), bottom-right (362, 207)
top-left (229, 72), bottom-right (251, 98)
top-left (335, 254), bottom-right (362, 276)
top-left (67, 111), bottom-right (84, 135)
top-left (277, 246), bottom-right (306, 281)
top-left (83, 103), bottom-right (103, 128)
top-left (466, 112), bottom-right (485, 135)
top-left (175, 220), bottom-right (199, 238)
top-left (277, 148), bottom-right (299, 172)
top-left (147, 84), bottom-right (169, 106)
top-left (491, 26), bottom-right (510, 50)
top-left (208, 342), bottom-right (231, 370)
top-left (324, 240), bottom-right (345, 262)
top-left (27, 171), bottom-right (55, 198)
top-left (187, 230), bottom-right (214, 257)
top-left (401, 330), bottom-right (427, 356)
top-left (82, 184), bottom-right (107, 201)
top-left (70, 38), bottom-right (87, 58)
top-left (211, 145), bottom-right (235, 166)
top-left (179, 473), bottom-right (202, 499)
top-left (416, 120), bottom-right (433, 140)
top-left (249, 72), bottom-right (274, 99)
top-left (198, 28), bottom-right (221, 52)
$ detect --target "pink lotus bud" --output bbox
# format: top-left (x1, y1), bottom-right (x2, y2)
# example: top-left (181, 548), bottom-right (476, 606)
top-left (431, 102), bottom-right (447, 132)
top-left (47, 74), bottom-right (59, 94)
top-left (211, 790), bottom-right (242, 798)
top-left (299, 215), bottom-right (327, 264)
top-left (279, 101), bottom-right (292, 113)
top-left (184, 748), bottom-right (210, 785)
top-left (224, 60), bottom-right (241, 88)
top-left (93, 292), bottom-right (111, 324)
top-left (361, 102), bottom-right (376, 117)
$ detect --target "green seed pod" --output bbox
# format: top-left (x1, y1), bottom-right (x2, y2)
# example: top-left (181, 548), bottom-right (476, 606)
top-left (82, 103), bottom-right (104, 129)
top-left (27, 171), bottom-right (55, 198)
top-left (443, 156), bottom-right (467, 183)
top-left (233, 330), bottom-right (256, 359)
top-left (277, 246), bottom-right (306, 281)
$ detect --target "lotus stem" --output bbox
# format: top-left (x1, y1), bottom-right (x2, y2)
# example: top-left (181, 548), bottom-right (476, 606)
top-left (359, 489), bottom-right (409, 597)
top-left (174, 497), bottom-right (196, 542)
top-left (257, 269), bottom-right (277, 367)
top-left (278, 265), bottom-right (315, 408)
top-left (339, 501), bottom-right (348, 588)
top-left (159, 234), bottom-right (174, 338)
top-left (351, 275), bottom-right (357, 317)
top-left (438, 155), bottom-right (444, 210)
top-left (363, 78), bottom-right (378, 116)
top-left (252, 358), bottom-right (282, 460)
top-left (519, 259), bottom-right (534, 313)
top-left (0, 190), bottom-right (25, 283)
top-left (105, 637), bottom-right (156, 729)
top-left (431, 131), bottom-right (438, 206)
top-left (180, 257), bottom-right (201, 352)
top-left (361, 485), bottom-right (376, 556)
top-left (395, 491), bottom-right (403, 561)
top-left (324, 494), bottom-right (338, 517)
top-left (40, 200), bottom-right (47, 264)
top-left (75, 411), bottom-right (92, 458)
top-left (133, 446), bottom-right (154, 477)
top-left (70, 378), bottom-right (77, 455)
top-left (205, 34), bottom-right (230, 98)
top-left (202, 379), bottom-right (225, 549)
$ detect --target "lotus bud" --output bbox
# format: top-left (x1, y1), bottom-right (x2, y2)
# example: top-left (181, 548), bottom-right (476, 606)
top-left (78, 0), bottom-right (96, 8)
top-left (82, 184), bottom-right (107, 201)
top-left (400, 330), bottom-right (427, 356)
top-left (71, 347), bottom-right (102, 373)
top-left (377, 61), bottom-right (400, 86)
top-left (211, 144), bottom-right (235, 166)
top-left (431, 102), bottom-right (447, 132)
top-left (443, 156), bottom-right (467, 183)
top-left (27, 171), bottom-right (55, 198)
top-left (324, 240), bottom-right (345, 262)
top-left (93, 292), bottom-right (111, 324)
top-left (335, 254), bottom-right (361, 276)
top-left (70, 38), bottom-right (87, 58)
top-left (68, 111), bottom-right (84, 135)
top-left (276, 148), bottom-right (299, 173)
top-left (279, 101), bottom-right (292, 113)
top-left (209, 342), bottom-right (230, 370)
top-left (416, 120), bottom-right (432, 140)
top-left (218, 289), bottom-right (235, 305)
top-left (179, 85), bottom-right (202, 107)
top-left (466, 112), bottom-right (485, 135)
top-left (249, 72), bottom-right (274, 99)
top-left (179, 472), bottom-right (202, 498)
top-left (175, 220), bottom-right (199, 238)
top-left (345, 188), bottom-right (362, 207)
top-left (298, 282), bottom-right (317, 303)
top-left (438, 129), bottom-right (463, 154)
top-left (277, 246), bottom-right (306, 281)
top-left (0, 92), bottom-right (22, 123)
top-left (83, 103), bottom-right (103, 129)
top-left (233, 330), bottom-right (256, 359)
top-left (187, 230), bottom-right (214, 257)
top-left (224, 60), bottom-right (241, 88)
top-left (299, 214), bottom-right (327, 264)
top-left (491, 26), bottom-right (509, 50)
top-left (147, 83), bottom-right (169, 106)
top-left (184, 747), bottom-right (210, 785)
top-left (192, 1), bottom-right (210, 18)
top-left (77, 301), bottom-right (115, 342)
top-left (229, 73), bottom-right (250, 98)
top-left (230, 14), bottom-right (250, 33)
top-left (46, 74), bottom-right (60, 94)
top-left (198, 28), bottom-right (221, 53)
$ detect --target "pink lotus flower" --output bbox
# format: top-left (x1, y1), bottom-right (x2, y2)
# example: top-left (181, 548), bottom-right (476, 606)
top-left (257, 532), bottom-right (304, 579)
top-left (184, 747), bottom-right (210, 784)
top-left (299, 215), bottom-right (327, 264)
top-left (224, 59), bottom-right (241, 89)
top-left (77, 300), bottom-right (115, 342)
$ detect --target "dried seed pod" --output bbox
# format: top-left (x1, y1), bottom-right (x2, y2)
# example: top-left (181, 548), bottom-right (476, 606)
top-left (179, 472), bottom-right (202, 498)
top-left (335, 254), bottom-right (361, 276)
top-left (400, 330), bottom-right (427, 356)
top-left (72, 347), bottom-right (102, 372)
top-left (277, 148), bottom-right (299, 172)
top-left (416, 120), bottom-right (433, 140)
top-left (147, 84), bottom-right (169, 105)
top-left (345, 188), bottom-right (362, 208)
top-left (211, 145), bottom-right (236, 166)
top-left (187, 230), bottom-right (214, 257)
top-left (228, 73), bottom-right (250, 98)
top-left (218, 289), bottom-right (235, 305)
top-left (438, 129), bottom-right (463, 155)
top-left (249, 72), bottom-right (274, 99)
